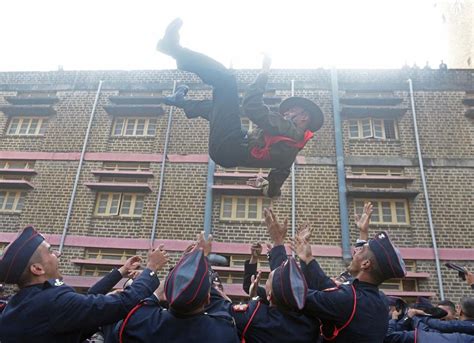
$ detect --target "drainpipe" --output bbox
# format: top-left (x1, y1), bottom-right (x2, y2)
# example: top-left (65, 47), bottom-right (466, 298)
top-left (290, 80), bottom-right (296, 256)
top-left (407, 79), bottom-right (445, 300)
top-left (203, 159), bottom-right (216, 239)
top-left (59, 80), bottom-right (103, 253)
top-left (150, 80), bottom-right (177, 248)
top-left (330, 68), bottom-right (351, 261)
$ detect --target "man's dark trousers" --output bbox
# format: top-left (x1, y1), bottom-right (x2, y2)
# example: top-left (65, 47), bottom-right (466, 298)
top-left (171, 47), bottom-right (248, 168)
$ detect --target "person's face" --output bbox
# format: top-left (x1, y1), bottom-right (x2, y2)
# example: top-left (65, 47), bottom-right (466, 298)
top-left (347, 243), bottom-right (370, 276)
top-left (35, 241), bottom-right (61, 279)
top-left (438, 305), bottom-right (457, 320)
top-left (284, 106), bottom-right (310, 129)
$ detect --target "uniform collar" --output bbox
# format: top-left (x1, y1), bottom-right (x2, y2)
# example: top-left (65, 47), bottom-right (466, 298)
top-left (353, 279), bottom-right (379, 290)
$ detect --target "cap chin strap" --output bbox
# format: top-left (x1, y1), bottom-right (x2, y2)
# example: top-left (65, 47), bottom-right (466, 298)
top-left (320, 284), bottom-right (357, 341)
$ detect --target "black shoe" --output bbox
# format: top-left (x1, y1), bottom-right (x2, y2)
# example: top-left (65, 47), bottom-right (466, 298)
top-left (164, 85), bottom-right (189, 106)
top-left (156, 18), bottom-right (183, 55)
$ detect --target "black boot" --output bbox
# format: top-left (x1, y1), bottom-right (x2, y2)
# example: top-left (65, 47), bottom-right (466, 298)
top-left (163, 85), bottom-right (189, 106)
top-left (156, 18), bottom-right (183, 56)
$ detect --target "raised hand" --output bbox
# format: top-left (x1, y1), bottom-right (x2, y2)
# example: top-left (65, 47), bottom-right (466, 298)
top-left (290, 228), bottom-right (313, 264)
top-left (355, 202), bottom-right (373, 241)
top-left (264, 208), bottom-right (287, 246)
top-left (246, 173), bottom-right (268, 189)
top-left (146, 244), bottom-right (169, 272)
top-left (249, 271), bottom-right (262, 298)
top-left (465, 268), bottom-right (474, 288)
top-left (118, 255), bottom-right (142, 277)
top-left (250, 242), bottom-right (263, 264)
top-left (127, 269), bottom-right (143, 280)
top-left (195, 231), bottom-right (213, 257)
top-left (297, 223), bottom-right (312, 242)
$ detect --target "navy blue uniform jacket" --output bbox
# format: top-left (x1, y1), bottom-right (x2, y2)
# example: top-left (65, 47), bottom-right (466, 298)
top-left (116, 288), bottom-right (239, 343)
top-left (0, 268), bottom-right (159, 343)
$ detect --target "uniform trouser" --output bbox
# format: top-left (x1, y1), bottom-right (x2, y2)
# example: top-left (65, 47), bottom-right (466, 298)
top-left (170, 47), bottom-right (249, 168)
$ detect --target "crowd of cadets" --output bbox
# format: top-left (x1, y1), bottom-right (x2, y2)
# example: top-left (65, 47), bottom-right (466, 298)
top-left (0, 204), bottom-right (473, 342)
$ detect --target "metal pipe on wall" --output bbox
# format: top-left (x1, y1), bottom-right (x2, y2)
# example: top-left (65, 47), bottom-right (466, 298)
top-left (203, 159), bottom-right (216, 239)
top-left (330, 68), bottom-right (352, 261)
top-left (290, 80), bottom-right (296, 254)
top-left (59, 80), bottom-right (103, 253)
top-left (407, 79), bottom-right (445, 300)
top-left (150, 81), bottom-right (177, 248)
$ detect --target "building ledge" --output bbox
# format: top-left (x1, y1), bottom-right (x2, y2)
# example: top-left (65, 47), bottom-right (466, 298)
top-left (346, 175), bottom-right (414, 183)
top-left (5, 96), bottom-right (59, 105)
top-left (220, 283), bottom-right (247, 297)
top-left (0, 179), bottom-right (34, 189)
top-left (212, 184), bottom-right (262, 195)
top-left (238, 96), bottom-right (282, 106)
top-left (109, 96), bottom-right (166, 105)
top-left (91, 170), bottom-right (154, 178)
top-left (340, 97), bottom-right (403, 106)
top-left (214, 172), bottom-right (268, 178)
top-left (405, 272), bottom-right (430, 278)
top-left (347, 187), bottom-right (419, 198)
top-left (0, 168), bottom-right (36, 176)
top-left (103, 105), bottom-right (165, 116)
top-left (341, 106), bottom-right (408, 119)
top-left (84, 182), bottom-right (152, 193)
top-left (71, 258), bottom-right (125, 267)
top-left (0, 105), bottom-right (56, 116)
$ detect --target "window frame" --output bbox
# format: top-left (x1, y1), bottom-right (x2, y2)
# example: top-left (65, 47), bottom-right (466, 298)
top-left (348, 118), bottom-right (398, 140)
top-left (7, 117), bottom-right (48, 136)
top-left (354, 198), bottom-right (410, 225)
top-left (220, 195), bottom-right (272, 222)
top-left (84, 248), bottom-right (136, 261)
top-left (0, 190), bottom-right (26, 212)
top-left (94, 192), bottom-right (145, 217)
top-left (111, 117), bottom-right (157, 137)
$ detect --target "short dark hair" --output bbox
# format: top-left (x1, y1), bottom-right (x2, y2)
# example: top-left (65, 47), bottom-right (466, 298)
top-left (366, 248), bottom-right (384, 285)
top-left (17, 248), bottom-right (42, 288)
top-left (438, 300), bottom-right (456, 313)
top-left (461, 297), bottom-right (474, 319)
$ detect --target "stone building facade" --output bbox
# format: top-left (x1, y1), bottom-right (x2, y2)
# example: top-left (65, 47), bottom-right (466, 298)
top-left (0, 67), bottom-right (473, 303)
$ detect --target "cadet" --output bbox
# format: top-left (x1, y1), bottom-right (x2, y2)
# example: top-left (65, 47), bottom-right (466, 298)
top-left (117, 247), bottom-right (239, 343)
top-left (231, 257), bottom-right (320, 342)
top-left (157, 18), bottom-right (324, 198)
top-left (294, 230), bottom-right (407, 342)
top-left (0, 226), bottom-right (168, 343)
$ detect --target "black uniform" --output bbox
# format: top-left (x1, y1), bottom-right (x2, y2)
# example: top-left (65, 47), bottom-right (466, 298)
top-left (230, 299), bottom-right (319, 343)
top-left (116, 288), bottom-right (239, 343)
top-left (385, 316), bottom-right (474, 343)
top-left (0, 268), bottom-right (159, 343)
top-left (294, 250), bottom-right (389, 342)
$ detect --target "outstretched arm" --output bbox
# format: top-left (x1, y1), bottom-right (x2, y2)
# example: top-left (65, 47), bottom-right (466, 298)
top-left (263, 208), bottom-right (290, 270)
top-left (88, 255), bottom-right (142, 295)
top-left (291, 225), bottom-right (335, 290)
top-left (354, 202), bottom-right (373, 243)
top-left (246, 168), bottom-right (291, 199)
top-left (242, 55), bottom-right (300, 138)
